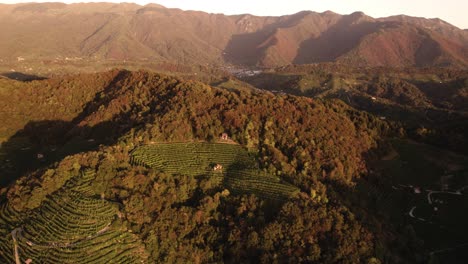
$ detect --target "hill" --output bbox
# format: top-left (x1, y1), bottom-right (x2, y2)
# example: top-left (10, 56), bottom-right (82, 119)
top-left (0, 3), bottom-right (467, 68)
top-left (0, 69), bottom-right (466, 263)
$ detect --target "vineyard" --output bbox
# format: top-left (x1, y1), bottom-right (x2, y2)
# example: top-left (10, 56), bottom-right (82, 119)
top-left (224, 169), bottom-right (300, 200)
top-left (131, 142), bottom-right (299, 200)
top-left (131, 142), bottom-right (257, 176)
top-left (0, 170), bottom-right (147, 263)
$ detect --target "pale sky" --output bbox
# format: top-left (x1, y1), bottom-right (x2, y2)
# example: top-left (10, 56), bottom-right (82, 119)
top-left (2, 0), bottom-right (467, 29)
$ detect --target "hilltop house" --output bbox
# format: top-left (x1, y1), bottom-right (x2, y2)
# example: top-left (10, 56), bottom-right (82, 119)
top-left (220, 133), bottom-right (229, 140)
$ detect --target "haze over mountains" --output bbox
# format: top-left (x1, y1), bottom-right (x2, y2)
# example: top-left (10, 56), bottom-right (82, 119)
top-left (0, 2), bottom-right (467, 68)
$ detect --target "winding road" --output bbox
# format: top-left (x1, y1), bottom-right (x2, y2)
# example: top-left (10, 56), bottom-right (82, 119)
top-left (400, 184), bottom-right (468, 257)
top-left (407, 188), bottom-right (463, 220)
top-left (408, 206), bottom-right (426, 222)
top-left (427, 190), bottom-right (462, 204)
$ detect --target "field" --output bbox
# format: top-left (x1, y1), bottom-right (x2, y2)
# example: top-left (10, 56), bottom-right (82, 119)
top-left (0, 170), bottom-right (147, 263)
top-left (131, 142), bottom-right (299, 201)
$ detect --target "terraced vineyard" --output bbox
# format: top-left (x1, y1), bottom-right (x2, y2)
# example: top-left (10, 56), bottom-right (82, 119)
top-left (0, 170), bottom-right (148, 263)
top-left (132, 142), bottom-right (257, 176)
top-left (132, 142), bottom-right (299, 201)
top-left (225, 169), bottom-right (300, 200)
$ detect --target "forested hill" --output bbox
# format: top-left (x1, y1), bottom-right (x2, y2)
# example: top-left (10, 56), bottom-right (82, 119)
top-left (0, 69), bottom-right (414, 263)
top-left (0, 70), bottom-right (390, 186)
top-left (0, 70), bottom-right (466, 263)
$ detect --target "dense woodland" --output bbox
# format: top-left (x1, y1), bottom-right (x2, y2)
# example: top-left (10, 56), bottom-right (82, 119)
top-left (0, 68), bottom-right (466, 263)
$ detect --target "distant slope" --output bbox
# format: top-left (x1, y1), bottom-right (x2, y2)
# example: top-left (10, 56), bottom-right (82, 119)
top-left (0, 3), bottom-right (467, 67)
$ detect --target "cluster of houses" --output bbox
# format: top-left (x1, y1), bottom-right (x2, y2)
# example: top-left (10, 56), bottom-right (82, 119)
top-left (225, 67), bottom-right (262, 78)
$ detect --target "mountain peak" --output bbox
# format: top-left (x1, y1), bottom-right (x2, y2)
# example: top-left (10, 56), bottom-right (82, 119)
top-left (349, 11), bottom-right (367, 17)
top-left (137, 3), bottom-right (167, 14)
top-left (143, 3), bottom-right (166, 9)
top-left (322, 10), bottom-right (338, 16)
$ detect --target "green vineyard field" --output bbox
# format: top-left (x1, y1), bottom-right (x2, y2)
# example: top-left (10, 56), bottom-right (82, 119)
top-left (0, 170), bottom-right (147, 264)
top-left (132, 142), bottom-right (299, 201)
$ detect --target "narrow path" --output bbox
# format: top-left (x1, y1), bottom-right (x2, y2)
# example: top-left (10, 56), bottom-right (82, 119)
top-left (11, 228), bottom-right (21, 264)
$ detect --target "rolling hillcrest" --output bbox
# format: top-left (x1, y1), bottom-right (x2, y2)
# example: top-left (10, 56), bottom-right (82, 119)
top-left (0, 2), bottom-right (467, 68)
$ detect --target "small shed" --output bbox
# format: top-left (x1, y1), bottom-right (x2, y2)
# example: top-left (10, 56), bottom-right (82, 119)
top-left (213, 164), bottom-right (223, 171)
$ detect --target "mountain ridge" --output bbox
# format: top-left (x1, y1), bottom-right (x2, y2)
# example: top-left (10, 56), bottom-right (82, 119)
top-left (0, 2), bottom-right (467, 68)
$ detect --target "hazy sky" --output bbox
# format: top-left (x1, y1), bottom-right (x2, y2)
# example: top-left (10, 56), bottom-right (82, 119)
top-left (2, 0), bottom-right (468, 29)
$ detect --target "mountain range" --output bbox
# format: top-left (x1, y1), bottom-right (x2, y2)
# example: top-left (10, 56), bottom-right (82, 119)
top-left (0, 2), bottom-right (467, 68)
